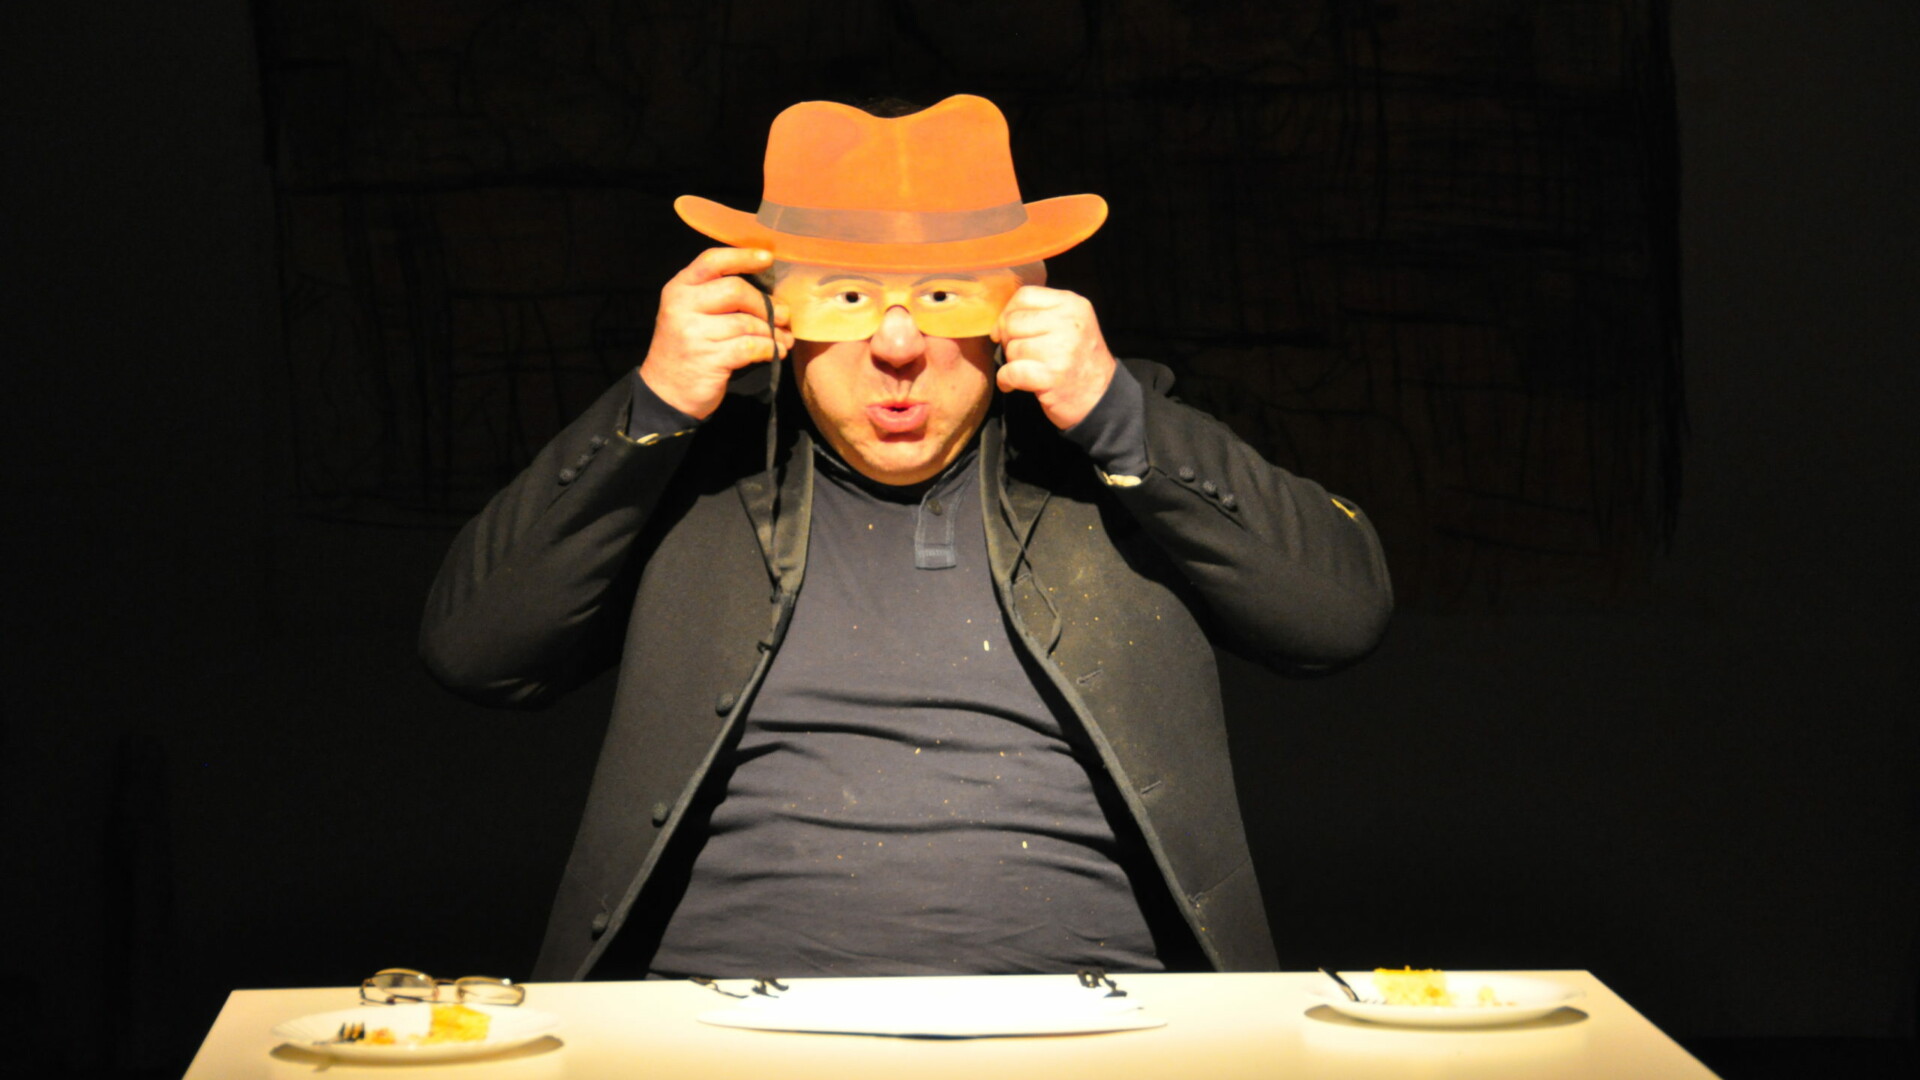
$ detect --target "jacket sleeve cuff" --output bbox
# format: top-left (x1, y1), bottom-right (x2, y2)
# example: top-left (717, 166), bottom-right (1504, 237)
top-left (1061, 361), bottom-right (1149, 485)
top-left (620, 368), bottom-right (704, 445)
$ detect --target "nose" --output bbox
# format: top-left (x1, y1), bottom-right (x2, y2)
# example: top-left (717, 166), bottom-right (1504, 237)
top-left (868, 305), bottom-right (925, 368)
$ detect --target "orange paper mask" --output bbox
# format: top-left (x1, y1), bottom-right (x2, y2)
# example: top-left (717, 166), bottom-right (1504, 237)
top-left (773, 265), bottom-right (1023, 342)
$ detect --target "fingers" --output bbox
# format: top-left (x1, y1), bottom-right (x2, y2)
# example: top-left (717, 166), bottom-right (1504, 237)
top-left (659, 251), bottom-right (787, 353)
top-left (730, 333), bottom-right (786, 364)
top-left (987, 284), bottom-right (1114, 431)
top-left (705, 311), bottom-right (783, 343)
top-left (673, 246), bottom-right (775, 287)
top-left (691, 309), bottom-right (792, 365)
top-left (666, 268), bottom-right (776, 322)
top-left (734, 324), bottom-right (796, 358)
top-left (993, 286), bottom-right (1099, 363)
top-left (995, 357), bottom-right (1057, 396)
top-left (992, 285), bottom-right (1083, 344)
top-left (639, 249), bottom-right (790, 418)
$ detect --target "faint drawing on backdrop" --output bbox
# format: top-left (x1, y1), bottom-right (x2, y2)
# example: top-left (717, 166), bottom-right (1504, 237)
top-left (257, 0), bottom-right (1681, 609)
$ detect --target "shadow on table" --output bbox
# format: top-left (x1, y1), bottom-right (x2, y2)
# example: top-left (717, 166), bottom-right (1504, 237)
top-left (1302, 1005), bottom-right (1591, 1031)
top-left (1300, 1005), bottom-right (1592, 1070)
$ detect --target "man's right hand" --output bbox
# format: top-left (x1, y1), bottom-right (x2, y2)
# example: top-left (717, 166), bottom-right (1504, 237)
top-left (638, 247), bottom-right (793, 420)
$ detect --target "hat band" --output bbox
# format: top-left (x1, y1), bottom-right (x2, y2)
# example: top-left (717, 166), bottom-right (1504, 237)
top-left (756, 200), bottom-right (1028, 245)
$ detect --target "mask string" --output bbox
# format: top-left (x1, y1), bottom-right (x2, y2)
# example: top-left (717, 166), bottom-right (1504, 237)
top-left (760, 288), bottom-right (783, 480)
top-left (760, 287), bottom-right (785, 593)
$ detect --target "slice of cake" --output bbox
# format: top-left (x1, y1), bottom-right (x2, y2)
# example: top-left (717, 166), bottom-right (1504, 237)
top-left (1373, 967), bottom-right (1456, 1007)
top-left (422, 1003), bottom-right (492, 1043)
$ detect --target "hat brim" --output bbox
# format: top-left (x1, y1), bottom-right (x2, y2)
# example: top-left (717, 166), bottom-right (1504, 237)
top-left (673, 194), bottom-right (1108, 272)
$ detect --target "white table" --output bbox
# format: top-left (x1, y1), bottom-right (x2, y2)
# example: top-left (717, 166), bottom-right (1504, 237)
top-left (185, 971), bottom-right (1722, 1079)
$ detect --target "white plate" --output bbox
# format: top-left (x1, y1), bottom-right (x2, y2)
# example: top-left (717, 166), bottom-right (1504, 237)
top-left (698, 975), bottom-right (1167, 1037)
top-left (272, 1003), bottom-right (560, 1062)
top-left (1305, 972), bottom-right (1583, 1028)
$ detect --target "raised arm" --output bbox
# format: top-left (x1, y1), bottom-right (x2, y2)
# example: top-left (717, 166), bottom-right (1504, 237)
top-left (995, 284), bottom-right (1391, 673)
top-left (1116, 366), bottom-right (1392, 672)
top-left (420, 248), bottom-right (789, 706)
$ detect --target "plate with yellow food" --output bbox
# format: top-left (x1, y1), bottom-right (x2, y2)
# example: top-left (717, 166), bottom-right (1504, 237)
top-left (272, 1002), bottom-right (560, 1062)
top-left (1306, 969), bottom-right (1583, 1028)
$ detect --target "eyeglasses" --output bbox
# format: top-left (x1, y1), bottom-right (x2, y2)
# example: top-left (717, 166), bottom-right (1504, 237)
top-left (692, 976), bottom-right (789, 999)
top-left (360, 968), bottom-right (526, 1006)
top-left (771, 265), bottom-right (1023, 342)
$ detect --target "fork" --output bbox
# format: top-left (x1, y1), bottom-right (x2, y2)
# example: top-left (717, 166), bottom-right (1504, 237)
top-left (323, 1021), bottom-right (366, 1044)
top-left (1318, 968), bottom-right (1362, 1002)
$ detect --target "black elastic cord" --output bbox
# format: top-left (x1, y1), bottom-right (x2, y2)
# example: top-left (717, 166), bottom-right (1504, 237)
top-left (758, 287), bottom-right (787, 591)
top-left (760, 287), bottom-right (784, 483)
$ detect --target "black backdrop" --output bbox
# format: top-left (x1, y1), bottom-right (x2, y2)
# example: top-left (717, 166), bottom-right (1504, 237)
top-left (2, 2), bottom-right (1915, 1075)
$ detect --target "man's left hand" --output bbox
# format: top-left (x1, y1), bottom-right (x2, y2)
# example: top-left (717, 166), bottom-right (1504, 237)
top-left (993, 286), bottom-right (1117, 431)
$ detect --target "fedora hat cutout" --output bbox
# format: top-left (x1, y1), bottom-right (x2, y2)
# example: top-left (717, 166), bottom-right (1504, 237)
top-left (675, 95), bottom-right (1107, 272)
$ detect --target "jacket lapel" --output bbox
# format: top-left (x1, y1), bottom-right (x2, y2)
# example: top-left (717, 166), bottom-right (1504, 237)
top-left (980, 412), bottom-right (1060, 652)
top-left (737, 426), bottom-right (814, 607)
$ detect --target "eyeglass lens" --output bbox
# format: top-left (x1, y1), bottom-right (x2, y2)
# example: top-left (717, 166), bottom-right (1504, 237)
top-left (361, 969), bottom-right (524, 1006)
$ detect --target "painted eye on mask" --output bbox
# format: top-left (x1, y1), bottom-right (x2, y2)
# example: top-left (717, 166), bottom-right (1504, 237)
top-left (773, 268), bottom-right (1022, 342)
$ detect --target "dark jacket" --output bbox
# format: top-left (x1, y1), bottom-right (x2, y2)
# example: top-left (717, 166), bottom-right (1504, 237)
top-left (421, 360), bottom-right (1392, 980)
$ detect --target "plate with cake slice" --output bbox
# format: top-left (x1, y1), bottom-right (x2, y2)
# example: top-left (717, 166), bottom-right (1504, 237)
top-left (272, 1002), bottom-right (560, 1062)
top-left (1306, 970), bottom-right (1583, 1028)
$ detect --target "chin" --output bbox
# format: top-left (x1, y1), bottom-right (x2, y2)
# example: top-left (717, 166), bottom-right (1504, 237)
top-left (870, 459), bottom-right (941, 485)
top-left (849, 446), bottom-right (941, 485)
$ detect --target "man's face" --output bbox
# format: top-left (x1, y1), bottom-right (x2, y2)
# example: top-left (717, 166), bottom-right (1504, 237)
top-left (777, 265), bottom-right (1024, 486)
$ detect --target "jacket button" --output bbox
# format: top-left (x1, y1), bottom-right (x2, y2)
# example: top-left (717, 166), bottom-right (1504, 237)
top-left (1220, 493), bottom-right (1238, 510)
top-left (588, 434), bottom-right (608, 450)
top-left (589, 912), bottom-right (610, 937)
top-left (715, 691), bottom-right (737, 714)
top-left (1176, 466), bottom-right (1196, 482)
top-left (557, 467), bottom-right (577, 484)
top-left (651, 801), bottom-right (671, 826)
top-left (572, 452), bottom-right (594, 470)
top-left (1201, 480), bottom-right (1218, 497)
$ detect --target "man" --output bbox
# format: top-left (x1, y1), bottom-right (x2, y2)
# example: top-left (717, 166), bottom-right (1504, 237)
top-left (422, 95), bottom-right (1391, 981)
